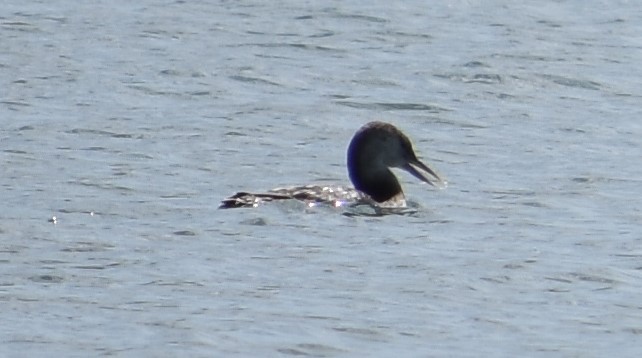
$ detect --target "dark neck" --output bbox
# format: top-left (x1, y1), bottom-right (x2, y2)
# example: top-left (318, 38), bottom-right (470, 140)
top-left (351, 168), bottom-right (403, 202)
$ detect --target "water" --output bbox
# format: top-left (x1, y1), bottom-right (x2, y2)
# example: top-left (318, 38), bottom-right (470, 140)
top-left (2, 0), bottom-right (642, 356)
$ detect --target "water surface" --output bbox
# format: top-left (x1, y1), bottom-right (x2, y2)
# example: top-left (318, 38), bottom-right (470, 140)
top-left (2, 1), bottom-right (642, 356)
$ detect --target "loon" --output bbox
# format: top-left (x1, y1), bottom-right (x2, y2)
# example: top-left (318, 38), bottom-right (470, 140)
top-left (220, 121), bottom-right (445, 209)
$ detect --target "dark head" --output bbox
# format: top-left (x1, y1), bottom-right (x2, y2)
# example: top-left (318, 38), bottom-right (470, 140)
top-left (346, 121), bottom-right (443, 202)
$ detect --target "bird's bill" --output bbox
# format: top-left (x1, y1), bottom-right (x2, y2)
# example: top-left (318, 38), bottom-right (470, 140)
top-left (403, 159), bottom-right (447, 189)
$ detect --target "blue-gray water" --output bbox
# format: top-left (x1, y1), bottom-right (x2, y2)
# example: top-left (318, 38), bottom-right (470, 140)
top-left (2, 1), bottom-right (642, 356)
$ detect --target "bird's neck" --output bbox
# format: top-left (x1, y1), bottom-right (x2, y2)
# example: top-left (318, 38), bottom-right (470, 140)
top-left (349, 165), bottom-right (404, 203)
